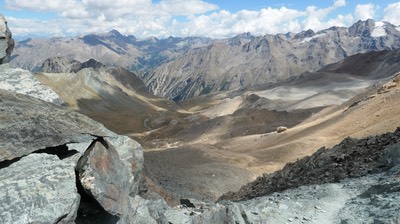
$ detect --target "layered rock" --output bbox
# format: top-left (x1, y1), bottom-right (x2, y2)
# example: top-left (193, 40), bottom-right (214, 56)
top-left (0, 15), bottom-right (14, 64)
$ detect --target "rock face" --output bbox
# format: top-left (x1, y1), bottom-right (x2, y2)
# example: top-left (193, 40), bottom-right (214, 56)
top-left (0, 15), bottom-right (14, 64)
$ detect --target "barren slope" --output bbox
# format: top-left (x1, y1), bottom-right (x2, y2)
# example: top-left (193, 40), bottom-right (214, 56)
top-left (35, 67), bottom-right (188, 134)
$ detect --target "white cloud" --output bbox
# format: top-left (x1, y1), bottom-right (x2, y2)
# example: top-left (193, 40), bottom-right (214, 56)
top-left (334, 0), bottom-right (346, 7)
top-left (302, 0), bottom-right (348, 31)
top-left (4, 0), bottom-right (398, 40)
top-left (157, 0), bottom-right (218, 16)
top-left (179, 7), bottom-right (305, 38)
top-left (354, 4), bottom-right (376, 21)
top-left (5, 0), bottom-right (84, 12)
top-left (383, 2), bottom-right (400, 25)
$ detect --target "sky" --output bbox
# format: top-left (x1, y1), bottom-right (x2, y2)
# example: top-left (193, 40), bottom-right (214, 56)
top-left (1, 0), bottom-right (400, 40)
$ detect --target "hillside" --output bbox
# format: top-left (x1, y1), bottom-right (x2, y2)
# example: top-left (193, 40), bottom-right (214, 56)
top-left (35, 57), bottom-right (190, 134)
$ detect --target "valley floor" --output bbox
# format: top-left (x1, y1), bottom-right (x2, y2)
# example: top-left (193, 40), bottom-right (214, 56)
top-left (133, 74), bottom-right (400, 204)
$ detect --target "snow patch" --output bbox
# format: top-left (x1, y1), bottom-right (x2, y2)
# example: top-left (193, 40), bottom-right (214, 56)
top-left (396, 26), bottom-right (400, 32)
top-left (300, 33), bottom-right (327, 43)
top-left (371, 22), bottom-right (387, 37)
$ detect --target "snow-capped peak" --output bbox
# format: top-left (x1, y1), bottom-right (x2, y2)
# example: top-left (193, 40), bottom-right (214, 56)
top-left (371, 21), bottom-right (387, 37)
top-left (300, 33), bottom-right (327, 43)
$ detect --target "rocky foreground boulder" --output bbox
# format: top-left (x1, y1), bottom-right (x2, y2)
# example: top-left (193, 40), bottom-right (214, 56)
top-left (0, 15), bottom-right (14, 64)
top-left (0, 89), bottom-right (144, 223)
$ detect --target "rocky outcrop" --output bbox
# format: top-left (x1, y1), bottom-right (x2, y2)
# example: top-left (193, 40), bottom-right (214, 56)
top-left (40, 56), bottom-right (82, 73)
top-left (0, 15), bottom-right (14, 64)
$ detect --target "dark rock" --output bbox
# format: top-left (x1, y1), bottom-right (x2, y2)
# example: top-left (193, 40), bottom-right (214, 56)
top-left (40, 56), bottom-right (82, 73)
top-left (180, 199), bottom-right (196, 208)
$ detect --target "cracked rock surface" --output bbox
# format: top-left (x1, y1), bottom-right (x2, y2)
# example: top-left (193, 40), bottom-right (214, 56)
top-left (0, 153), bottom-right (80, 224)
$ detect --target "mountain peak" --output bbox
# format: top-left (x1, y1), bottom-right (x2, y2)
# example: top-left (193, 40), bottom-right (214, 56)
top-left (107, 29), bottom-right (124, 38)
top-left (228, 32), bottom-right (254, 46)
top-left (294, 29), bottom-right (315, 39)
top-left (349, 19), bottom-right (376, 36)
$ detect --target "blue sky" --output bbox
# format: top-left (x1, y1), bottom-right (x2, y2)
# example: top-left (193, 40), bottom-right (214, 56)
top-left (1, 0), bottom-right (400, 40)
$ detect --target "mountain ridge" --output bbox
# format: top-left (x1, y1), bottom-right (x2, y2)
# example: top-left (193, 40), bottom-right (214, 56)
top-left (146, 19), bottom-right (400, 100)
top-left (10, 19), bottom-right (400, 102)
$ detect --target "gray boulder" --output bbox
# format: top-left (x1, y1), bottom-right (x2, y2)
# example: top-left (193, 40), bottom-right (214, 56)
top-left (0, 89), bottom-right (111, 162)
top-left (0, 89), bottom-right (145, 220)
top-left (0, 153), bottom-right (80, 224)
top-left (0, 14), bottom-right (14, 64)
top-left (76, 139), bottom-right (131, 216)
top-left (106, 135), bottom-right (144, 196)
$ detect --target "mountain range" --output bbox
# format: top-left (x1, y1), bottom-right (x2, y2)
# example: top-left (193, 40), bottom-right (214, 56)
top-left (11, 19), bottom-right (400, 101)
